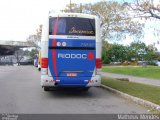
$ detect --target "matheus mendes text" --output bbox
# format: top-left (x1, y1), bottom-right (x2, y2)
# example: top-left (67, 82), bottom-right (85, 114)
top-left (118, 114), bottom-right (160, 120)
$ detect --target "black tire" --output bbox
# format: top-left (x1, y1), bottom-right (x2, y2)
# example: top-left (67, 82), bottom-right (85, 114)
top-left (38, 68), bottom-right (41, 71)
top-left (83, 87), bottom-right (90, 91)
top-left (44, 87), bottom-right (50, 91)
top-left (50, 87), bottom-right (57, 91)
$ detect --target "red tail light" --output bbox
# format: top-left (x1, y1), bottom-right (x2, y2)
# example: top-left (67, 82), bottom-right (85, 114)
top-left (41, 58), bottom-right (48, 68)
top-left (96, 58), bottom-right (102, 69)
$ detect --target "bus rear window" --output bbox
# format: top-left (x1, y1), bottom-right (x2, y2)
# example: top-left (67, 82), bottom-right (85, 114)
top-left (49, 17), bottom-right (95, 36)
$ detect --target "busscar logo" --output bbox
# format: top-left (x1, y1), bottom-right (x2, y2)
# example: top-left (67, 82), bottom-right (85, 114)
top-left (58, 52), bottom-right (94, 60)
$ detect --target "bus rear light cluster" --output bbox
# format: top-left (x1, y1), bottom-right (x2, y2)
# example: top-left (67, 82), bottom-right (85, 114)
top-left (42, 58), bottom-right (48, 68)
top-left (50, 80), bottom-right (55, 83)
top-left (46, 80), bottom-right (55, 83)
top-left (89, 80), bottom-right (94, 83)
top-left (96, 58), bottom-right (102, 69)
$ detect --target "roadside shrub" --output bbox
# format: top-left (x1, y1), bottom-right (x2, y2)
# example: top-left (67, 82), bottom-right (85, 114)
top-left (147, 61), bottom-right (158, 66)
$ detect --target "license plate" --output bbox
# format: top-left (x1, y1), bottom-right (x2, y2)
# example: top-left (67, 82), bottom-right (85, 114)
top-left (67, 73), bottom-right (77, 77)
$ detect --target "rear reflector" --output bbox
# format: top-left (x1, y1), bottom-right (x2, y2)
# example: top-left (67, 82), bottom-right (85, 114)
top-left (96, 58), bottom-right (102, 69)
top-left (42, 58), bottom-right (48, 68)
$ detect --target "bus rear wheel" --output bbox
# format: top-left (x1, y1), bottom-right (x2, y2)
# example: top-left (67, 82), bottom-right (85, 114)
top-left (83, 87), bottom-right (90, 91)
top-left (44, 87), bottom-right (50, 91)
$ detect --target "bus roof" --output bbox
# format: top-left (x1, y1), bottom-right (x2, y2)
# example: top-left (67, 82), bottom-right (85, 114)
top-left (49, 13), bottom-right (97, 19)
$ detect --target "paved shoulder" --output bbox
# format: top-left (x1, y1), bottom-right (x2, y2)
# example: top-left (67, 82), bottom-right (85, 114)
top-left (101, 72), bottom-right (160, 87)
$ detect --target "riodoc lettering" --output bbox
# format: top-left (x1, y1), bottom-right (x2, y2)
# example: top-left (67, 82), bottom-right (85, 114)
top-left (58, 54), bottom-right (87, 59)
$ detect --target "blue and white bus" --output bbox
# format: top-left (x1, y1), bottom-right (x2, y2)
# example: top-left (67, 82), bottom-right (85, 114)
top-left (41, 13), bottom-right (102, 91)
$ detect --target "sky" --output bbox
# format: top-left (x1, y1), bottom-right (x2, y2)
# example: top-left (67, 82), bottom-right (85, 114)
top-left (0, 0), bottom-right (99, 41)
top-left (0, 0), bottom-right (159, 50)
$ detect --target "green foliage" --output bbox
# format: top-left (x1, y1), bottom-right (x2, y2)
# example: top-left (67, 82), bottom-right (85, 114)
top-left (108, 44), bottom-right (129, 62)
top-left (102, 41), bottom-right (110, 64)
top-left (102, 41), bottom-right (158, 64)
top-left (156, 52), bottom-right (160, 61)
top-left (147, 61), bottom-right (158, 66)
top-left (102, 77), bottom-right (160, 105)
top-left (102, 50), bottom-right (110, 64)
top-left (29, 49), bottom-right (38, 60)
top-left (129, 41), bottom-right (147, 61)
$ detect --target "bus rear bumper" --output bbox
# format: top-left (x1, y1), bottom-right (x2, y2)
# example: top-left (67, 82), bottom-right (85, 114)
top-left (41, 75), bottom-right (101, 87)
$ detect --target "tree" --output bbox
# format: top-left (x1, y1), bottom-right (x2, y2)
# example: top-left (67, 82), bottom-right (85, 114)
top-left (102, 41), bottom-right (112, 64)
top-left (129, 41), bottom-right (146, 61)
top-left (14, 48), bottom-right (28, 65)
top-left (145, 44), bottom-right (158, 61)
top-left (156, 52), bottom-right (160, 61)
top-left (102, 41), bottom-right (158, 64)
top-left (27, 25), bottom-right (42, 49)
top-left (62, 3), bottom-right (83, 13)
top-left (125, 0), bottom-right (160, 19)
top-left (29, 49), bottom-right (38, 60)
top-left (62, 1), bottom-right (144, 41)
top-left (108, 44), bottom-right (128, 62)
top-left (125, 0), bottom-right (160, 51)
top-left (85, 1), bottom-right (144, 41)
top-left (129, 41), bottom-right (158, 62)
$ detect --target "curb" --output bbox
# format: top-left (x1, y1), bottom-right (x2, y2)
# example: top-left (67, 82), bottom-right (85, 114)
top-left (101, 85), bottom-right (160, 112)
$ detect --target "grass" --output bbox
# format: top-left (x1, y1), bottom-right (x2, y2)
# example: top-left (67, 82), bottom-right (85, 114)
top-left (102, 66), bottom-right (160, 79)
top-left (102, 77), bottom-right (160, 105)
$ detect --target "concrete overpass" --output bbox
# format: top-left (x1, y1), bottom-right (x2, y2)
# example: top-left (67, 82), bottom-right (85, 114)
top-left (0, 40), bottom-right (34, 55)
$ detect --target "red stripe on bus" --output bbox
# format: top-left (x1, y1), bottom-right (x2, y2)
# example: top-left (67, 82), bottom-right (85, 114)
top-left (52, 17), bottom-right (59, 80)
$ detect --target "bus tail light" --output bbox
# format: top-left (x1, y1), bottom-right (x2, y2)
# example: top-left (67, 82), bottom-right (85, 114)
top-left (96, 58), bottom-right (102, 69)
top-left (42, 58), bottom-right (48, 68)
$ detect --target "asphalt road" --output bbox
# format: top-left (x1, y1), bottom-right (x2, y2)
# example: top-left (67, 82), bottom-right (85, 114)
top-left (0, 66), bottom-right (150, 114)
